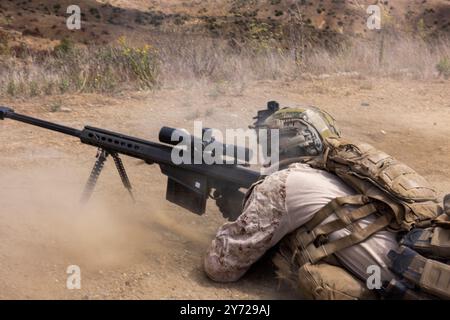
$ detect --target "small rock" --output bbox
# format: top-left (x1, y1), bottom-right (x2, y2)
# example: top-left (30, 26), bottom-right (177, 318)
top-left (380, 130), bottom-right (387, 135)
top-left (361, 102), bottom-right (370, 107)
top-left (60, 107), bottom-right (72, 113)
top-left (318, 73), bottom-right (331, 79)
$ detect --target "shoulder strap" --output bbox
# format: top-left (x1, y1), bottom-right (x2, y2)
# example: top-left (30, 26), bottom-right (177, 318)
top-left (301, 214), bottom-right (391, 264)
top-left (304, 195), bottom-right (369, 231)
top-left (298, 203), bottom-right (378, 246)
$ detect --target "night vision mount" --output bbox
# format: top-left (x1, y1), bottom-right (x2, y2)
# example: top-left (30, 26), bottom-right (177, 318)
top-left (249, 101), bottom-right (280, 129)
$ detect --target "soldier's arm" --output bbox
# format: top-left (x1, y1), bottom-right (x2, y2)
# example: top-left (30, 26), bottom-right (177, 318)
top-left (204, 171), bottom-right (289, 282)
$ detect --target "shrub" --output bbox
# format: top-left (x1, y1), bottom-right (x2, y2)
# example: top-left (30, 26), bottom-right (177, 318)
top-left (116, 36), bottom-right (160, 89)
top-left (43, 37), bottom-right (160, 93)
top-left (6, 80), bottom-right (16, 96)
top-left (29, 81), bottom-right (40, 96)
top-left (0, 31), bottom-right (10, 55)
top-left (247, 22), bottom-right (282, 52)
top-left (43, 81), bottom-right (55, 95)
top-left (274, 10), bottom-right (284, 17)
top-left (436, 57), bottom-right (450, 79)
top-left (54, 38), bottom-right (75, 55)
top-left (58, 79), bottom-right (70, 94)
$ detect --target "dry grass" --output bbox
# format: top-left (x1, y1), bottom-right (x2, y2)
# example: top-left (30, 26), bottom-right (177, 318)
top-left (0, 33), bottom-right (449, 98)
top-left (156, 33), bottom-right (450, 86)
top-left (304, 36), bottom-right (450, 80)
top-left (0, 37), bottom-right (160, 97)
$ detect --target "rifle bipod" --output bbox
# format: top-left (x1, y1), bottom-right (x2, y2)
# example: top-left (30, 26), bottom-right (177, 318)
top-left (80, 148), bottom-right (135, 203)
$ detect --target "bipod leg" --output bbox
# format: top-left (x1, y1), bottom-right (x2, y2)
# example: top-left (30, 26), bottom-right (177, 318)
top-left (111, 152), bottom-right (135, 202)
top-left (80, 148), bottom-right (109, 203)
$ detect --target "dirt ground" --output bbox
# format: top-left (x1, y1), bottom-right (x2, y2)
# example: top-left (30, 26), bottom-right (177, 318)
top-left (0, 76), bottom-right (449, 299)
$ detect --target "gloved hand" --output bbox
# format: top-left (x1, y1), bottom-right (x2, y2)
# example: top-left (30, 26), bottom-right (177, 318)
top-left (214, 187), bottom-right (245, 221)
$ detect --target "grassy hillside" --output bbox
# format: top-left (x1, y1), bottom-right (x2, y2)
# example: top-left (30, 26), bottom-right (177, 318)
top-left (1, 0), bottom-right (449, 48)
top-left (0, 0), bottom-right (449, 98)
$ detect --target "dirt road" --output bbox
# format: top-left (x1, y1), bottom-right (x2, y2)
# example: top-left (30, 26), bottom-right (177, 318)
top-left (0, 77), bottom-right (449, 299)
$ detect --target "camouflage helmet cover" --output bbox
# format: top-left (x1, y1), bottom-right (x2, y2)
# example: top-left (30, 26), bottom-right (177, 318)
top-left (263, 106), bottom-right (340, 158)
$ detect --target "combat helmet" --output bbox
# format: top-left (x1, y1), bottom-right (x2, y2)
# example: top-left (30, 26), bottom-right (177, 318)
top-left (252, 101), bottom-right (340, 161)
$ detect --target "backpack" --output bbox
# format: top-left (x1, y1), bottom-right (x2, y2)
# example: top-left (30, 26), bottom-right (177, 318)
top-left (307, 137), bottom-right (442, 231)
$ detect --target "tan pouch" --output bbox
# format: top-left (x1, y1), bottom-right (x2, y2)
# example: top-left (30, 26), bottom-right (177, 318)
top-left (388, 245), bottom-right (450, 299)
top-left (421, 259), bottom-right (450, 300)
top-left (401, 226), bottom-right (450, 259)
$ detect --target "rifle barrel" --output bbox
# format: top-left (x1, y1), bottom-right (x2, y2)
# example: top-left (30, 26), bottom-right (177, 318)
top-left (0, 107), bottom-right (81, 138)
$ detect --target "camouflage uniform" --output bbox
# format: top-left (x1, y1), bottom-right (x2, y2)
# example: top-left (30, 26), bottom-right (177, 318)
top-left (204, 163), bottom-right (399, 298)
top-left (204, 168), bottom-right (290, 282)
